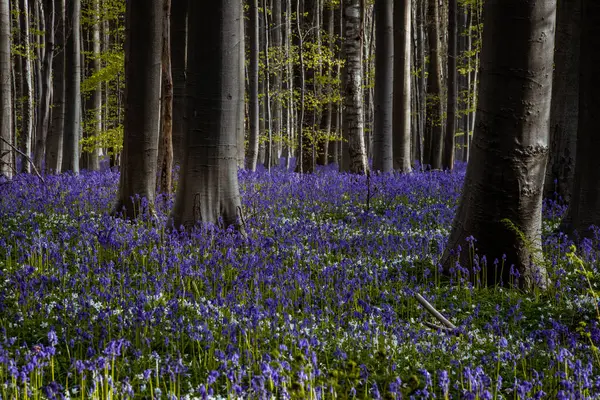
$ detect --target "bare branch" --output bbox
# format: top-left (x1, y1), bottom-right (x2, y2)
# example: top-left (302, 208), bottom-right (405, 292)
top-left (415, 293), bottom-right (457, 330)
top-left (0, 137), bottom-right (45, 183)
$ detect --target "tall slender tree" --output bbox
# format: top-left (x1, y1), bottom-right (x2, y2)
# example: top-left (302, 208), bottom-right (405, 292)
top-left (392, 0), bottom-right (411, 172)
top-left (62, 0), bottom-right (81, 173)
top-left (423, 0), bottom-right (443, 169)
top-left (371, 0), bottom-right (392, 173)
top-left (116, 0), bottom-right (162, 217)
top-left (442, 0), bottom-right (556, 289)
top-left (246, 0), bottom-right (260, 171)
top-left (0, 0), bottom-right (12, 178)
top-left (46, 0), bottom-right (65, 173)
top-left (443, 0), bottom-right (457, 171)
top-left (157, 0), bottom-right (173, 194)
top-left (171, 0), bottom-right (244, 229)
top-left (33, 0), bottom-right (54, 171)
top-left (544, 0), bottom-right (581, 202)
top-left (19, 0), bottom-right (33, 173)
top-left (341, 0), bottom-right (368, 174)
top-left (563, 0), bottom-right (600, 237)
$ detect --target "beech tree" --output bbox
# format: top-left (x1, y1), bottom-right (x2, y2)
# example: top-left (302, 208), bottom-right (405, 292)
top-left (46, 0), bottom-right (65, 173)
top-left (171, 0), bottom-right (244, 229)
top-left (171, 0), bottom-right (187, 167)
top-left (62, 0), bottom-right (81, 173)
top-left (341, 0), bottom-right (368, 174)
top-left (246, 0), bottom-right (260, 171)
top-left (392, 0), bottom-right (411, 172)
top-left (442, 0), bottom-right (556, 289)
top-left (544, 0), bottom-right (580, 202)
top-left (0, 0), bottom-right (11, 178)
top-left (116, 0), bottom-right (163, 217)
top-left (372, 0), bottom-right (392, 173)
top-left (564, 0), bottom-right (600, 237)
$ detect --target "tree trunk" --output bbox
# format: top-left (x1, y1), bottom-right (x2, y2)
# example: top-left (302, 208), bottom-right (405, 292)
top-left (392, 0), bottom-right (411, 172)
top-left (62, 0), bottom-right (81, 173)
top-left (442, 0), bottom-right (555, 289)
top-left (34, 0), bottom-right (53, 171)
top-left (246, 0), bottom-right (260, 171)
top-left (19, 0), bottom-right (33, 173)
top-left (564, 0), bottom-right (600, 237)
top-left (317, 1), bottom-right (334, 166)
top-left (116, 0), bottom-right (162, 218)
top-left (157, 0), bottom-right (173, 194)
top-left (543, 0), bottom-right (580, 202)
top-left (442, 0), bottom-right (457, 170)
top-left (0, 0), bottom-right (12, 178)
top-left (47, 0), bottom-right (65, 173)
top-left (171, 0), bottom-right (244, 229)
top-left (170, 0), bottom-right (186, 168)
top-left (341, 0), bottom-right (367, 174)
top-left (371, 0), bottom-right (392, 172)
top-left (423, 0), bottom-right (443, 170)
top-left (81, 0), bottom-right (101, 171)
top-left (271, 0), bottom-right (282, 166)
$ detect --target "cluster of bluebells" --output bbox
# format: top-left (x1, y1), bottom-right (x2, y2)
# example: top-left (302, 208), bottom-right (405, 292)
top-left (0, 164), bottom-right (598, 398)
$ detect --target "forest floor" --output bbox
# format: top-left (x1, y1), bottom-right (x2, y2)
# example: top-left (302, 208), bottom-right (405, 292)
top-left (0, 164), bottom-right (598, 399)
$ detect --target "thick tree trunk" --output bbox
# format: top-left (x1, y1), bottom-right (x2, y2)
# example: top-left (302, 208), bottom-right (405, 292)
top-left (62, 0), bottom-right (81, 173)
top-left (564, 0), bottom-right (600, 237)
top-left (423, 0), bottom-right (443, 170)
top-left (246, 0), bottom-right (260, 171)
top-left (543, 0), bottom-right (580, 202)
top-left (0, 0), bottom-right (12, 178)
top-left (171, 0), bottom-right (244, 229)
top-left (442, 0), bottom-right (555, 289)
top-left (341, 0), bottom-right (367, 174)
top-left (157, 0), bottom-right (173, 194)
top-left (392, 0), bottom-right (411, 172)
top-left (116, 0), bottom-right (162, 218)
top-left (170, 0), bottom-right (186, 168)
top-left (371, 0), bottom-right (393, 172)
top-left (443, 0), bottom-right (457, 170)
top-left (47, 0), bottom-right (65, 173)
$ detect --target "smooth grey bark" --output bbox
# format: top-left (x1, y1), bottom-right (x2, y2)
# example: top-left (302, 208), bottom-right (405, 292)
top-left (62, 0), bottom-right (81, 173)
top-left (47, 0), bottom-right (65, 173)
top-left (271, 0), bottom-right (282, 165)
top-left (81, 0), bottom-right (101, 171)
top-left (416, 0), bottom-right (426, 166)
top-left (341, 0), bottom-right (367, 174)
top-left (564, 0), bottom-right (600, 237)
top-left (0, 0), bottom-right (12, 178)
top-left (33, 0), bottom-right (54, 171)
top-left (392, 0), bottom-right (411, 172)
top-left (544, 0), bottom-right (580, 202)
top-left (237, 0), bottom-right (245, 168)
top-left (171, 0), bottom-right (244, 229)
top-left (116, 0), bottom-right (162, 218)
top-left (443, 0), bottom-right (457, 171)
top-left (157, 0), bottom-right (173, 193)
top-left (371, 0), bottom-right (392, 173)
top-left (262, 0), bottom-right (273, 170)
top-left (423, 0), bottom-right (443, 170)
top-left (19, 0), bottom-right (33, 173)
top-left (170, 0), bottom-right (186, 168)
top-left (317, 1), bottom-right (335, 166)
top-left (442, 0), bottom-right (555, 289)
top-left (246, 0), bottom-right (260, 171)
